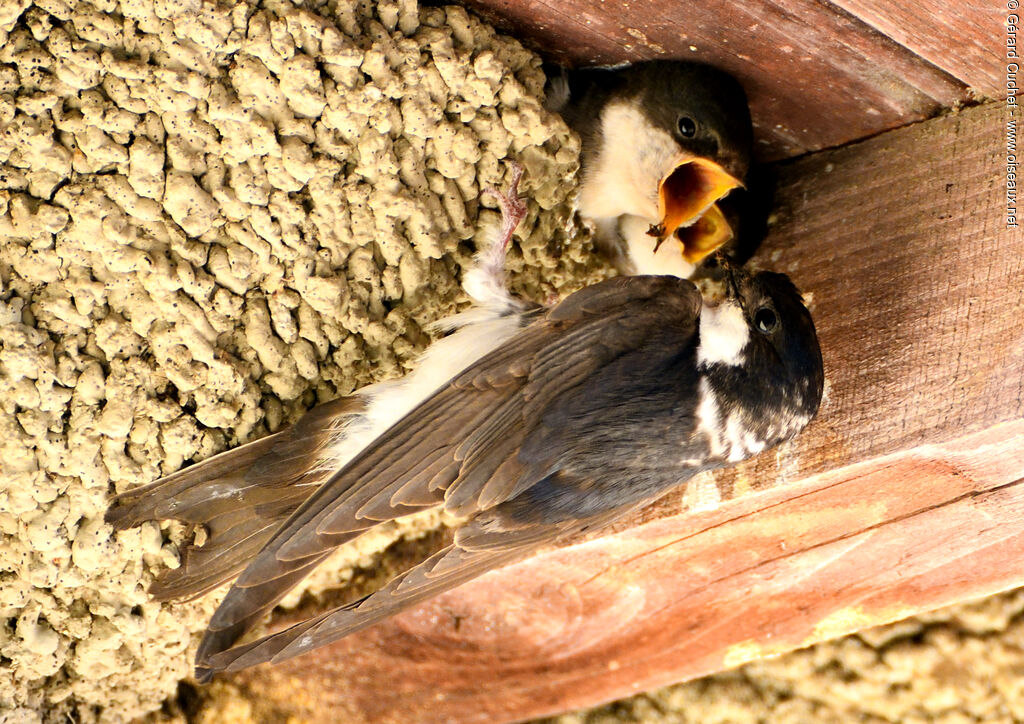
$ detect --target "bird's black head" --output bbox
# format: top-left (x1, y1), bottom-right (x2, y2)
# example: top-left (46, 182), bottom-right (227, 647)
top-left (621, 60), bottom-right (752, 182)
top-left (696, 264), bottom-right (824, 454)
top-left (551, 60), bottom-right (756, 268)
top-left (549, 59), bottom-right (752, 181)
top-left (738, 270), bottom-right (824, 417)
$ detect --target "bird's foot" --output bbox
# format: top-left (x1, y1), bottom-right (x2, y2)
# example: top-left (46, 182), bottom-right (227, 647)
top-left (480, 162), bottom-right (526, 273)
top-left (457, 162), bottom-right (530, 311)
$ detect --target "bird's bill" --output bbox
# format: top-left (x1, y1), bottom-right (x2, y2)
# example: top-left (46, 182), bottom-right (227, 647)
top-left (674, 203), bottom-right (734, 263)
top-left (649, 156), bottom-right (743, 258)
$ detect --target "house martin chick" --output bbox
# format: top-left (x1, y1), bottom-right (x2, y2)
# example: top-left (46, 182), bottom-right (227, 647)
top-left (546, 60), bottom-right (756, 277)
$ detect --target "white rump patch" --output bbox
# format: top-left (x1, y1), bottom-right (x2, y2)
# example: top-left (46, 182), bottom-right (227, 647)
top-left (697, 300), bottom-right (748, 368)
top-left (323, 313), bottom-right (523, 472)
top-left (323, 239), bottom-right (526, 472)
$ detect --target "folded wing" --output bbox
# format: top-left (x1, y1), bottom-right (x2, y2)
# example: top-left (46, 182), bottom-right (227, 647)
top-left (196, 275), bottom-right (704, 676)
top-left (105, 396), bottom-right (364, 600)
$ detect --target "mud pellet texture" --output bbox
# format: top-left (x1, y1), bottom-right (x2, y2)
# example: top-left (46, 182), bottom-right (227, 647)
top-left (0, 0), bottom-right (609, 720)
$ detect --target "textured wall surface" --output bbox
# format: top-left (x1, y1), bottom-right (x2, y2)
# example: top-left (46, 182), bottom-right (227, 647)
top-left (0, 0), bottom-right (608, 720)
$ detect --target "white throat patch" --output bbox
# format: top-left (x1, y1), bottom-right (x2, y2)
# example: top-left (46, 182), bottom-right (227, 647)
top-left (578, 101), bottom-right (679, 223)
top-left (697, 300), bottom-right (748, 367)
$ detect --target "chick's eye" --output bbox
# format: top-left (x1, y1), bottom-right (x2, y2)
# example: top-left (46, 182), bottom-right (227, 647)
top-left (677, 116), bottom-right (697, 138)
top-left (754, 307), bottom-right (778, 334)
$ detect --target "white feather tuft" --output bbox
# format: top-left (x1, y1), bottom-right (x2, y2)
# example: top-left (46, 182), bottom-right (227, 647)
top-left (323, 222), bottom-right (527, 471)
top-left (696, 300), bottom-right (748, 368)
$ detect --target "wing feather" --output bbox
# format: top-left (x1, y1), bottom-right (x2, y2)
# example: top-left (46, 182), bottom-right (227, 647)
top-left (197, 545), bottom-right (521, 679)
top-left (199, 488), bottom-right (639, 679)
top-left (105, 396), bottom-right (362, 600)
top-left (197, 276), bottom-right (703, 670)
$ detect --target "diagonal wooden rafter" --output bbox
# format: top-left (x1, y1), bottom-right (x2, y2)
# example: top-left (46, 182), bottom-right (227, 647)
top-left (456, 0), bottom-right (974, 160)
top-left (228, 102), bottom-right (1021, 723)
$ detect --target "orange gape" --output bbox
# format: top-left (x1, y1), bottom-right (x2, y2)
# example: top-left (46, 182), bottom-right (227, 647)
top-left (650, 156), bottom-right (743, 258)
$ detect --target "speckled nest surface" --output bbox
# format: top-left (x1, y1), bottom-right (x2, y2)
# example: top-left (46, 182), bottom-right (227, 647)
top-left (0, 0), bottom-right (607, 720)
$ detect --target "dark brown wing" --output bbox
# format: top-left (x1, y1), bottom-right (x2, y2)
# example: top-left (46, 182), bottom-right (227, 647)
top-left (105, 396), bottom-right (363, 600)
top-left (200, 504), bottom-right (634, 676)
top-left (197, 275), bottom-right (704, 675)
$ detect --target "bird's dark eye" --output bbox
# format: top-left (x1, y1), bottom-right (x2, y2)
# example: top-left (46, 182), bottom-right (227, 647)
top-left (677, 116), bottom-right (697, 138)
top-left (754, 307), bottom-right (778, 334)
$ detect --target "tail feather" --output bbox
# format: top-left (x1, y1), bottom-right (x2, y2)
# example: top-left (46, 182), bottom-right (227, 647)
top-left (194, 549), bottom-right (337, 677)
top-left (105, 435), bottom-right (282, 528)
top-left (148, 515), bottom-right (294, 601)
top-left (198, 544), bottom-right (527, 678)
top-left (196, 495), bottom-right (633, 678)
top-left (105, 396), bottom-right (364, 600)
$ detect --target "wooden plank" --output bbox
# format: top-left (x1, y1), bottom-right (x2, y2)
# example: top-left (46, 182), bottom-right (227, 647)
top-left (825, 0), bottom-right (1003, 97)
top-left (233, 424), bottom-right (1024, 723)
top-left (456, 0), bottom-right (968, 160)
top-left (225, 103), bottom-right (1022, 721)
top-left (726, 101), bottom-right (1023, 491)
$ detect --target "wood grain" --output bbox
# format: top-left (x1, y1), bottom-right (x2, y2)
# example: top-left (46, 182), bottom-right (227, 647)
top-left (826, 0), bottom-right (1003, 97)
top-left (724, 101), bottom-right (1023, 493)
top-left (236, 424), bottom-right (1024, 723)
top-left (228, 102), bottom-right (1022, 722)
top-left (456, 0), bottom-right (968, 160)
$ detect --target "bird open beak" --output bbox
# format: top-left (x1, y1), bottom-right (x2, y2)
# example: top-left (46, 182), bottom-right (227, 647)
top-left (674, 203), bottom-right (734, 263)
top-left (647, 157), bottom-right (743, 261)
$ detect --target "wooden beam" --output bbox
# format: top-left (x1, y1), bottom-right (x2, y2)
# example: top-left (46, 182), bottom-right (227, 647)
top-left (455, 0), bottom-right (968, 160)
top-left (226, 102), bottom-right (1021, 722)
top-left (824, 0), bottom-right (1003, 98)
top-left (234, 425), bottom-right (1024, 723)
top-left (734, 101), bottom-right (1022, 485)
